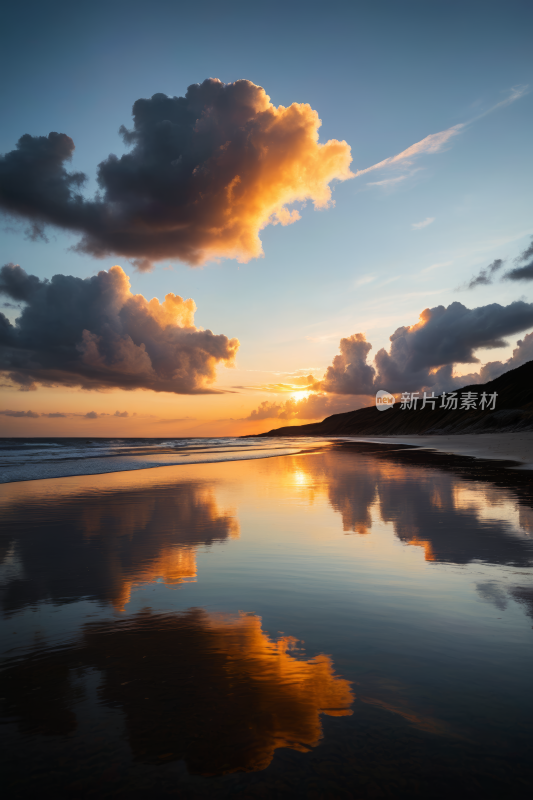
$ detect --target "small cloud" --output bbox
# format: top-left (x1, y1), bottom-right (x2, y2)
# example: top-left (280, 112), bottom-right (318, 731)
top-left (354, 86), bottom-right (529, 183)
top-left (0, 408), bottom-right (39, 418)
top-left (353, 274), bottom-right (376, 288)
top-left (355, 126), bottom-right (464, 179)
top-left (463, 258), bottom-right (504, 290)
top-left (242, 374), bottom-right (320, 394)
top-left (44, 412), bottom-right (67, 418)
top-left (412, 217), bottom-right (435, 230)
top-left (502, 237), bottom-right (533, 281)
top-left (85, 411), bottom-right (98, 419)
top-left (305, 332), bottom-right (342, 343)
top-left (114, 410), bottom-right (128, 417)
top-left (367, 175), bottom-right (408, 188)
top-left (421, 260), bottom-right (454, 274)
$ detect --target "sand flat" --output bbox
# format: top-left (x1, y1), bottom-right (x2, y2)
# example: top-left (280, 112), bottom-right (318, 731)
top-left (347, 432), bottom-right (533, 469)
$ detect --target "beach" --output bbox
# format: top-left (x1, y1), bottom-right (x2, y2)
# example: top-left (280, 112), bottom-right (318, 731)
top-left (1, 439), bottom-right (533, 797)
top-left (349, 432), bottom-right (533, 469)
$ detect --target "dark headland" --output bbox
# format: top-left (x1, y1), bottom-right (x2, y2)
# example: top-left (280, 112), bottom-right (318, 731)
top-left (256, 360), bottom-right (533, 437)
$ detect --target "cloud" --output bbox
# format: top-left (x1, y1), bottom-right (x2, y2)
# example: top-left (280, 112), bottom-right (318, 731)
top-left (246, 374), bottom-right (320, 394)
top-left (366, 174), bottom-right (410, 188)
top-left (355, 126), bottom-right (464, 179)
top-left (85, 411), bottom-right (98, 419)
top-left (464, 258), bottom-right (504, 289)
top-left (0, 263), bottom-right (238, 392)
top-left (0, 79), bottom-right (353, 269)
top-left (246, 393), bottom-right (365, 421)
top-left (503, 237), bottom-right (533, 281)
top-left (353, 85), bottom-right (528, 182)
top-left (0, 408), bottom-right (39, 418)
top-left (412, 217), bottom-right (435, 230)
top-left (372, 300), bottom-right (533, 392)
top-left (295, 299), bottom-right (533, 401)
top-left (475, 331), bottom-right (533, 383)
top-left (114, 410), bottom-right (128, 417)
top-left (321, 334), bottom-right (376, 395)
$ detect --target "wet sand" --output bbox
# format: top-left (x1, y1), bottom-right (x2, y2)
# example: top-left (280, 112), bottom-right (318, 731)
top-left (348, 432), bottom-right (533, 470)
top-left (2, 446), bottom-right (533, 797)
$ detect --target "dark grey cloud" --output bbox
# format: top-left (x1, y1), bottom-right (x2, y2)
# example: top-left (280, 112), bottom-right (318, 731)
top-left (0, 408), bottom-right (39, 418)
top-left (318, 300), bottom-right (533, 396)
top-left (373, 300), bottom-right (533, 392)
top-left (475, 331), bottom-right (533, 383)
top-left (85, 411), bottom-right (98, 419)
top-left (464, 258), bottom-right (504, 289)
top-left (321, 333), bottom-right (376, 395)
top-left (0, 263), bottom-right (238, 392)
top-left (504, 263), bottom-right (533, 281)
top-left (501, 238), bottom-right (533, 281)
top-left (0, 80), bottom-right (353, 270)
top-left (316, 301), bottom-right (533, 395)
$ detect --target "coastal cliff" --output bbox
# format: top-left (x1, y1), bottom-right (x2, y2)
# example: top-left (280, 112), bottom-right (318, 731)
top-left (256, 360), bottom-right (533, 437)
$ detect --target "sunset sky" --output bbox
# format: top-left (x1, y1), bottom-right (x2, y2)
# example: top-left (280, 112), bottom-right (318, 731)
top-left (1, 0), bottom-right (532, 436)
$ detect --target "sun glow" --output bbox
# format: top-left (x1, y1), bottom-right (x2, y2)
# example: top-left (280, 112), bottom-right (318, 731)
top-left (291, 389), bottom-right (312, 401)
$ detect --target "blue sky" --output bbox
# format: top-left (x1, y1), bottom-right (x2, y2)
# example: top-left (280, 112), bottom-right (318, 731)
top-left (1, 0), bottom-right (532, 434)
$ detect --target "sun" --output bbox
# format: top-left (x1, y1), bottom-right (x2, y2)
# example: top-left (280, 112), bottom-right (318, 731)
top-left (291, 389), bottom-right (312, 401)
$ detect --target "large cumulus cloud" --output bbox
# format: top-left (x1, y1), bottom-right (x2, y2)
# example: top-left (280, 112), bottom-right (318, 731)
top-left (371, 300), bottom-right (533, 393)
top-left (0, 263), bottom-right (238, 392)
top-left (247, 298), bottom-right (533, 421)
top-left (0, 79), bottom-right (353, 270)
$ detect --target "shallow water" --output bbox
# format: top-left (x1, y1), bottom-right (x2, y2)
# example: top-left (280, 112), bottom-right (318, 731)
top-left (1, 443), bottom-right (533, 798)
top-left (0, 436), bottom-right (324, 483)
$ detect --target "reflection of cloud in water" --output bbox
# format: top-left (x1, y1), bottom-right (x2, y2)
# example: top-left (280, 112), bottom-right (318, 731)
top-left (0, 480), bottom-right (238, 614)
top-left (477, 581), bottom-right (533, 619)
top-left (288, 449), bottom-right (533, 566)
top-left (0, 608), bottom-right (353, 776)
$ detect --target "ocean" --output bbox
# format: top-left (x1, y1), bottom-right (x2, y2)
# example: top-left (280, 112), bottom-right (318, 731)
top-left (0, 436), bottom-right (324, 483)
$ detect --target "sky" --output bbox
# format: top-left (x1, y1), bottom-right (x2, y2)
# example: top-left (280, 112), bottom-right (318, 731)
top-left (0, 0), bottom-right (532, 437)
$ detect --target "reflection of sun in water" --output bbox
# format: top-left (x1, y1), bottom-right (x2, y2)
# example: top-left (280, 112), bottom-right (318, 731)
top-left (293, 470), bottom-right (309, 486)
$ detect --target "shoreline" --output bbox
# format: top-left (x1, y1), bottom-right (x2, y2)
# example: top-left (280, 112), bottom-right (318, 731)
top-left (0, 432), bottom-right (531, 486)
top-left (337, 432), bottom-right (533, 471)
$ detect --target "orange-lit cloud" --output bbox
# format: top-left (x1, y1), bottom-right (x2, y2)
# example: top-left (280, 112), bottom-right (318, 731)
top-left (246, 393), bottom-right (365, 421)
top-left (0, 79), bottom-right (353, 269)
top-left (244, 373), bottom-right (320, 394)
top-left (0, 263), bottom-right (238, 392)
